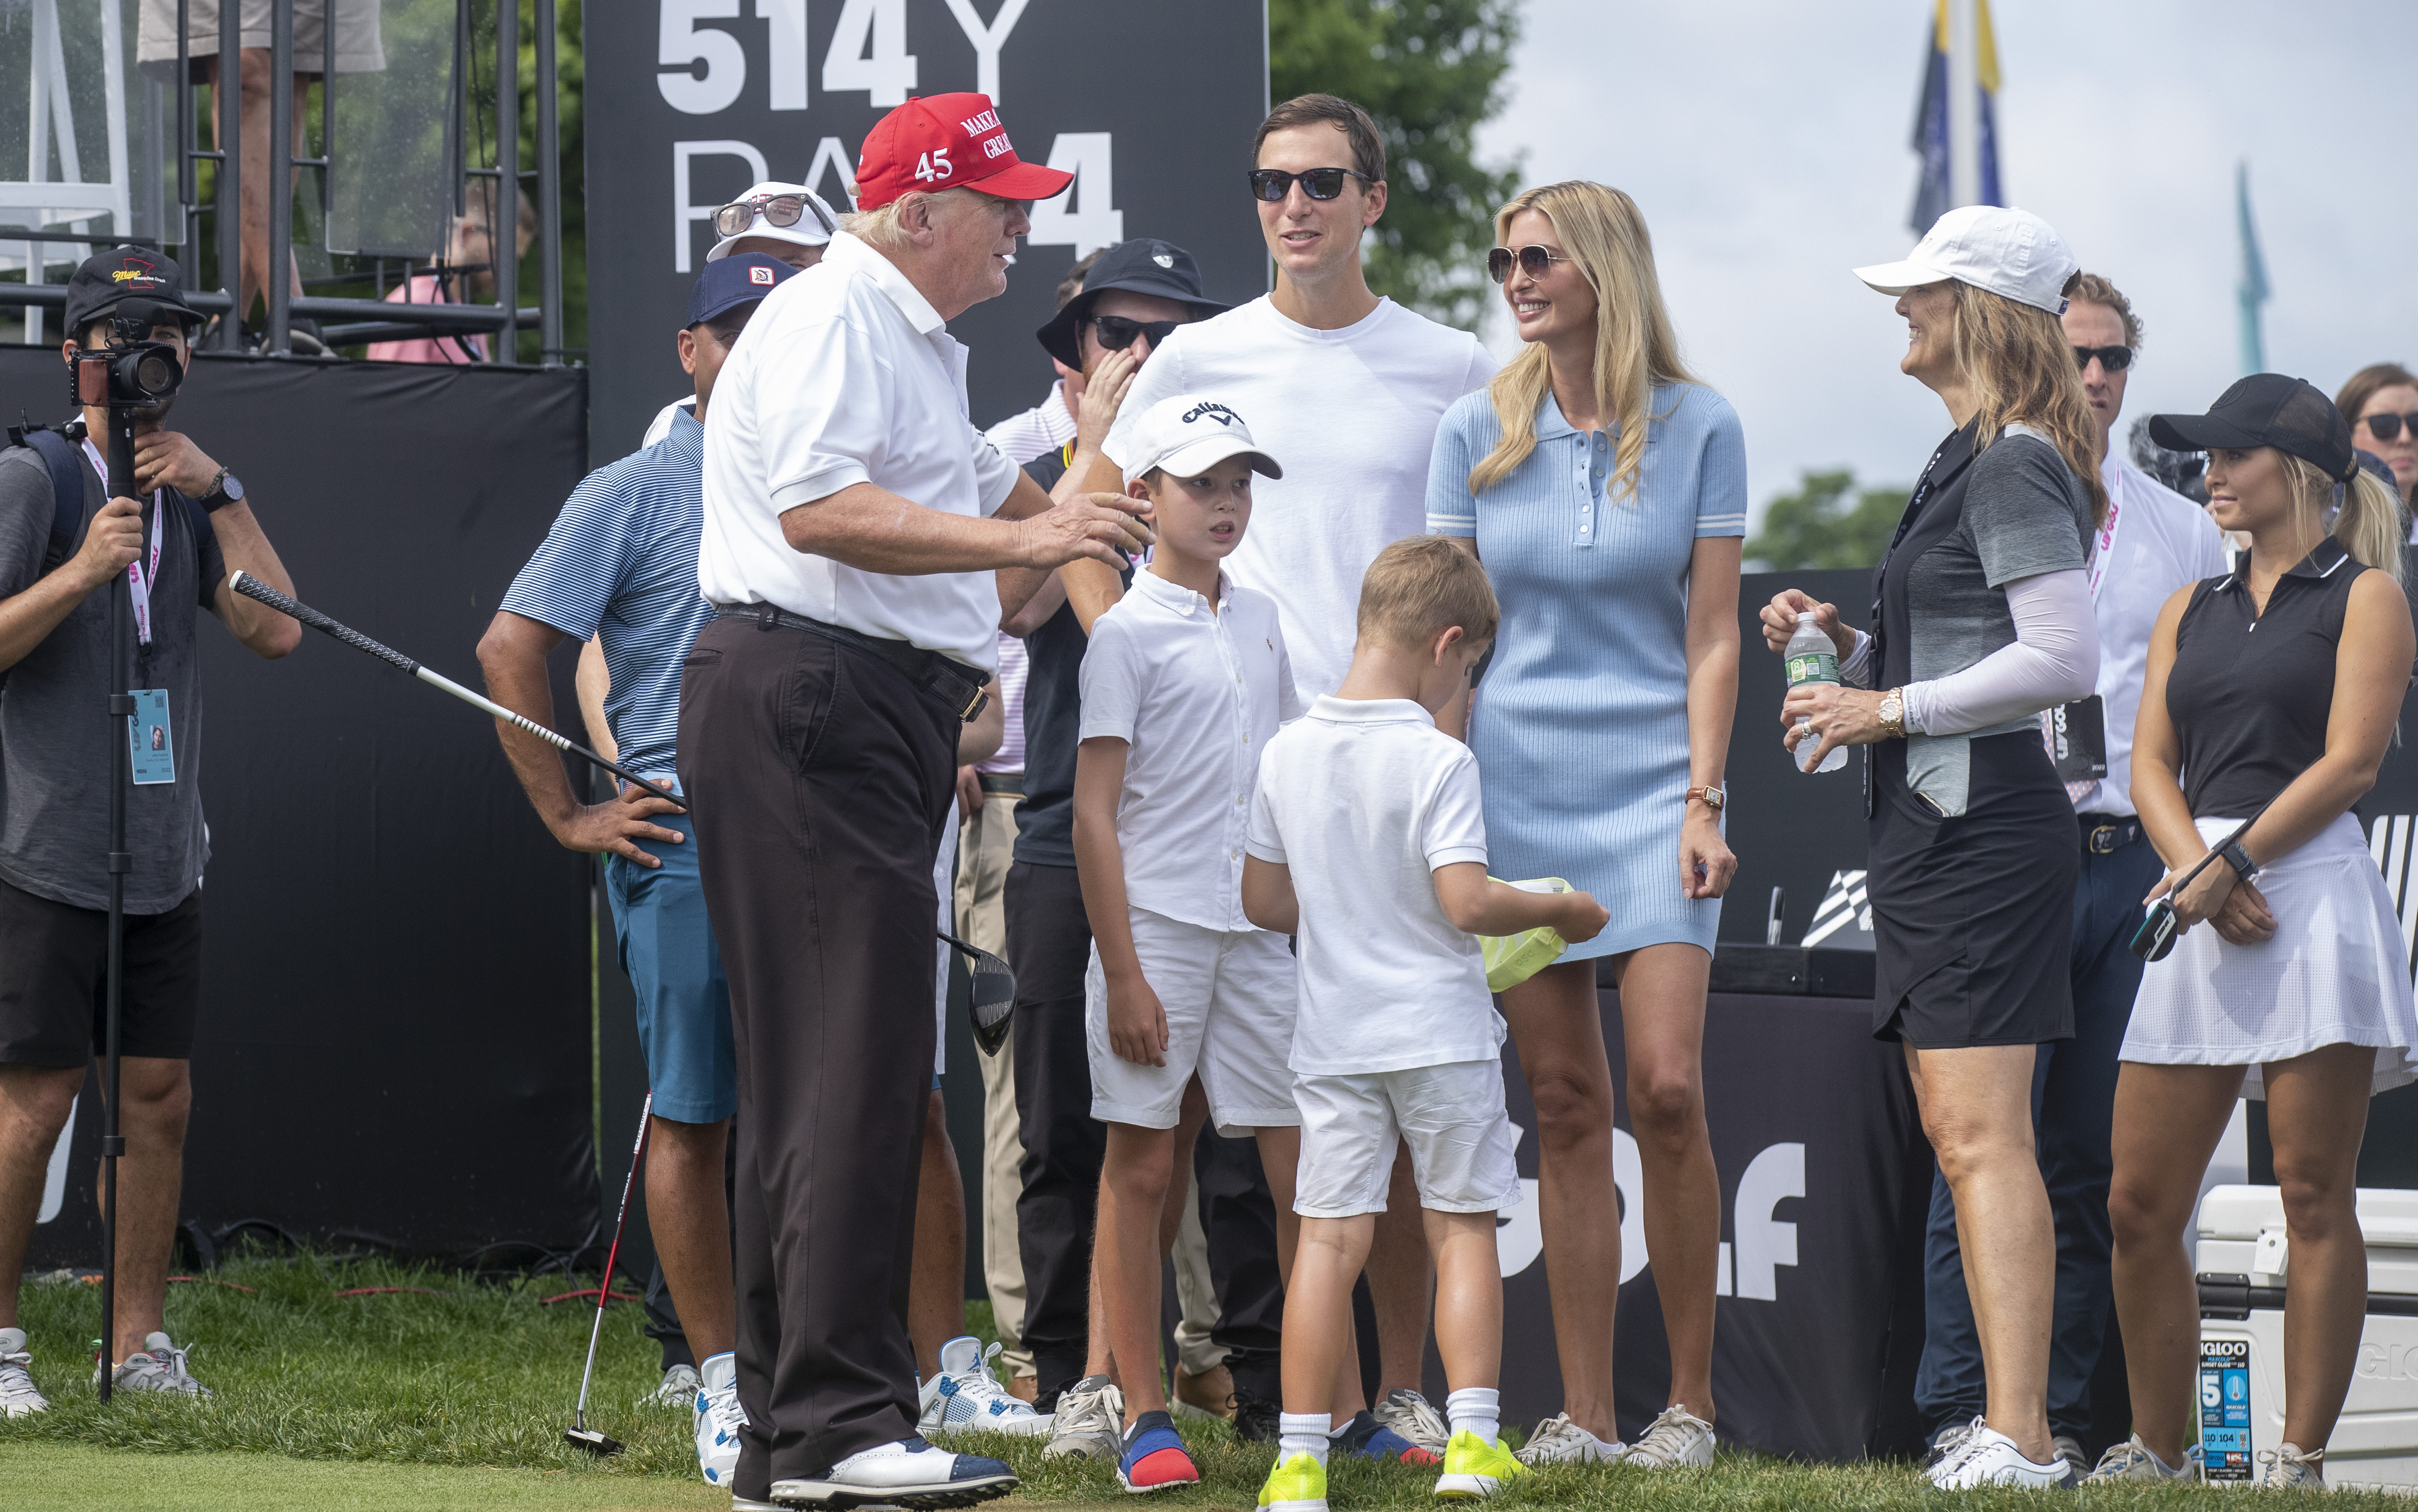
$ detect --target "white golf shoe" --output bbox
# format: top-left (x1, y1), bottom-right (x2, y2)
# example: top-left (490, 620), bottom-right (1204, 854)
top-left (1925, 1418), bottom-right (2077, 1490)
top-left (1621, 1405), bottom-right (1715, 1469)
top-left (917, 1336), bottom-right (1051, 1439)
top-left (770, 1436), bottom-right (1016, 1508)
top-left (696, 1351), bottom-right (749, 1487)
top-left (95, 1332), bottom-right (212, 1397)
top-left (1514, 1411), bottom-right (1622, 1466)
top-left (0, 1329), bottom-right (50, 1417)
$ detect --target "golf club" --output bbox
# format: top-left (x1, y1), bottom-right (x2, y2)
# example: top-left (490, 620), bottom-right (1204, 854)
top-left (938, 929), bottom-right (1015, 1056)
top-left (566, 1091), bottom-right (652, 1456)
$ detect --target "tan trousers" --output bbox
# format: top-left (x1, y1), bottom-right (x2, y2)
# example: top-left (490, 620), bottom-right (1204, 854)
top-left (956, 787), bottom-right (1032, 1379)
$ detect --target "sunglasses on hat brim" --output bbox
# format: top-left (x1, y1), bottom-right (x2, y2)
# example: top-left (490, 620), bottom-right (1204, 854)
top-left (712, 194), bottom-right (833, 241)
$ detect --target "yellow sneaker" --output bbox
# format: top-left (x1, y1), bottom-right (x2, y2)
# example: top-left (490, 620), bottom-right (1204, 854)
top-left (1259, 1450), bottom-right (1328, 1512)
top-left (1436, 1429), bottom-right (1531, 1499)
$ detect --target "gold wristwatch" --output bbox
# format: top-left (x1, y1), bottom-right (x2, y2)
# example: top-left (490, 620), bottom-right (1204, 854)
top-left (1877, 687), bottom-right (1906, 739)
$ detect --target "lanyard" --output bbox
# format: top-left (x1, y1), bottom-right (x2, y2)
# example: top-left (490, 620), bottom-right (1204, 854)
top-left (2084, 470), bottom-right (2124, 603)
top-left (81, 437), bottom-right (165, 647)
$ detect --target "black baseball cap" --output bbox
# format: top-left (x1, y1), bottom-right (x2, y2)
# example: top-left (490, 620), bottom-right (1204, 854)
top-left (2148, 374), bottom-right (2359, 483)
top-left (1036, 239), bottom-right (1227, 369)
top-left (687, 252), bottom-right (796, 329)
top-left (63, 246), bottom-right (204, 340)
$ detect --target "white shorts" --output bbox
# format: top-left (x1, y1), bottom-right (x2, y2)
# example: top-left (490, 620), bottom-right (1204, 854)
top-left (1293, 1061), bottom-right (1522, 1219)
top-left (1085, 908), bottom-right (1298, 1135)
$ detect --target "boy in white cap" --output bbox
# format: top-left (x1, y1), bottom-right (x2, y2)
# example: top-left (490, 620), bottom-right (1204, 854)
top-left (1241, 538), bottom-right (1608, 1512)
top-left (1071, 394), bottom-right (1303, 1491)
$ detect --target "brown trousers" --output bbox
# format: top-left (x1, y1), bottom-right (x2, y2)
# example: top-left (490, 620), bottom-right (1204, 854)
top-left (678, 615), bottom-right (958, 1495)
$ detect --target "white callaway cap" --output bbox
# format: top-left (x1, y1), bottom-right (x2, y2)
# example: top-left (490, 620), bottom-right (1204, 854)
top-left (1117, 394), bottom-right (1285, 487)
top-left (705, 181), bottom-right (838, 262)
top-left (1853, 204), bottom-right (2078, 316)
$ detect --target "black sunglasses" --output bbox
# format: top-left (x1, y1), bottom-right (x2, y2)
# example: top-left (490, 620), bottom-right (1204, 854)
top-left (1247, 167), bottom-right (1373, 203)
top-left (712, 193), bottom-right (833, 240)
top-left (2363, 412), bottom-right (2418, 444)
top-left (1487, 245), bottom-right (1577, 284)
top-left (1089, 315), bottom-right (1180, 352)
top-left (2072, 344), bottom-right (2133, 373)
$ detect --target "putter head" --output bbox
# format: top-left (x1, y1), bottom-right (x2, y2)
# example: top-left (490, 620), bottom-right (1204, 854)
top-left (565, 1426), bottom-right (624, 1456)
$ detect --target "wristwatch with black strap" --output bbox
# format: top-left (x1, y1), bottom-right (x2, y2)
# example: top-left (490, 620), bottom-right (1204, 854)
top-left (197, 466), bottom-right (245, 512)
top-left (2220, 835), bottom-right (2260, 881)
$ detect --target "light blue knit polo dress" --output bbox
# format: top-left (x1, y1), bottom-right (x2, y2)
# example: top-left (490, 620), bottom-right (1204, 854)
top-left (1425, 381), bottom-right (1748, 960)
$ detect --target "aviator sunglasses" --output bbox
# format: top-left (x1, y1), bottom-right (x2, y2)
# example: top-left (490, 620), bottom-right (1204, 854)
top-left (2363, 411), bottom-right (2418, 444)
top-left (1247, 167), bottom-right (1374, 202)
top-left (2072, 344), bottom-right (2133, 373)
top-left (1089, 315), bottom-right (1181, 352)
top-left (1487, 245), bottom-right (1577, 284)
top-left (712, 193), bottom-right (834, 240)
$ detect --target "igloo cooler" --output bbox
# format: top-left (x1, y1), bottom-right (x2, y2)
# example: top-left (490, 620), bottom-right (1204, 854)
top-left (2197, 1184), bottom-right (2418, 1492)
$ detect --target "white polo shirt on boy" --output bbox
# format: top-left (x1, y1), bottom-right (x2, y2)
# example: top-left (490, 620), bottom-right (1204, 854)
top-left (1078, 568), bottom-right (1305, 1134)
top-left (1247, 693), bottom-right (1521, 1218)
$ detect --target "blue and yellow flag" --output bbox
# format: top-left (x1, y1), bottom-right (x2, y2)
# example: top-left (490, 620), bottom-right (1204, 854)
top-left (1909, 0), bottom-right (2003, 234)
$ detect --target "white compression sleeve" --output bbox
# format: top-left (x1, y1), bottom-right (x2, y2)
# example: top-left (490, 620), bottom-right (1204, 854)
top-left (1838, 627), bottom-right (1874, 688)
top-left (1902, 569), bottom-right (2099, 736)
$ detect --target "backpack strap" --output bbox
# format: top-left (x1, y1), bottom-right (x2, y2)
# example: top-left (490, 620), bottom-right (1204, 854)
top-left (10, 426), bottom-right (88, 574)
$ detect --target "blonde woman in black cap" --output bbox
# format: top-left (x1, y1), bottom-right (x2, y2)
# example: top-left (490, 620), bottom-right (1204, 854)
top-left (1760, 204), bottom-right (2104, 1490)
top-left (2090, 376), bottom-right (2417, 1490)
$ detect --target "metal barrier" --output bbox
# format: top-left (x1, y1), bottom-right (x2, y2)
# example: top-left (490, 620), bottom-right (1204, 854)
top-left (2, 0), bottom-right (562, 367)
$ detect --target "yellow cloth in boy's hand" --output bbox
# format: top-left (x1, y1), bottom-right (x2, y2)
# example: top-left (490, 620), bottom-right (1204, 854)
top-left (1479, 877), bottom-right (1573, 993)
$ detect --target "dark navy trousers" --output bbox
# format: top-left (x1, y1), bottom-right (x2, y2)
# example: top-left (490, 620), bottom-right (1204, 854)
top-left (1914, 821), bottom-right (2165, 1440)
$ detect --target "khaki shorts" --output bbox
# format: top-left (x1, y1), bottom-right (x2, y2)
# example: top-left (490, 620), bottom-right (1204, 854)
top-left (139, 0), bottom-right (386, 73)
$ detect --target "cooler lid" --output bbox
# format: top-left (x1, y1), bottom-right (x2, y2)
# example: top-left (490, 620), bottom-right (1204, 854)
top-left (2198, 1184), bottom-right (2418, 1249)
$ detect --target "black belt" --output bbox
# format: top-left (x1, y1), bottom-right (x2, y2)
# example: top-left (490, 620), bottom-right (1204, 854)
top-left (978, 773), bottom-right (1024, 796)
top-left (714, 603), bottom-right (991, 722)
top-left (2080, 815), bottom-right (2142, 855)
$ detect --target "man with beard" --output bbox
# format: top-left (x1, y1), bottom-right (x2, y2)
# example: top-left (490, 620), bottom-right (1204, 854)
top-left (0, 248), bottom-right (300, 1415)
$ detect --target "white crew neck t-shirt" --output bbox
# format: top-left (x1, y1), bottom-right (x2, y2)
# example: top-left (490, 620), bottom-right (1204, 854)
top-left (2081, 451), bottom-right (2227, 818)
top-left (1080, 568), bottom-right (1304, 933)
top-left (1105, 296), bottom-right (1498, 699)
top-left (1247, 695), bottom-right (1498, 1076)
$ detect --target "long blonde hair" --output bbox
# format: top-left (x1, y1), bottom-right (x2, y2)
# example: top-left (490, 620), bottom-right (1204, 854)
top-left (1468, 181), bottom-right (1699, 501)
top-left (2279, 451), bottom-right (2407, 587)
top-left (1947, 280), bottom-right (2110, 527)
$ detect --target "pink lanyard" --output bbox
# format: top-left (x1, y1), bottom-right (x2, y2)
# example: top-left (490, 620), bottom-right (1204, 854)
top-left (81, 438), bottom-right (165, 646)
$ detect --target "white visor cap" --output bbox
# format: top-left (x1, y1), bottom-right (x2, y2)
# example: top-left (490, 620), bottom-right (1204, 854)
top-left (1117, 394), bottom-right (1285, 488)
top-left (705, 181), bottom-right (838, 262)
top-left (1853, 204), bottom-right (2078, 316)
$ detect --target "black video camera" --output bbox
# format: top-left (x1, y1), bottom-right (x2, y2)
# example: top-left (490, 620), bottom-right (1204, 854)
top-left (68, 300), bottom-right (187, 413)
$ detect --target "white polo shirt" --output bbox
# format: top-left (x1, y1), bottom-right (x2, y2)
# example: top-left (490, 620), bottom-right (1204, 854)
top-left (698, 231), bottom-right (1023, 671)
top-left (2083, 451), bottom-right (2228, 818)
top-left (1247, 695), bottom-right (1498, 1076)
top-left (1079, 568), bottom-right (1303, 933)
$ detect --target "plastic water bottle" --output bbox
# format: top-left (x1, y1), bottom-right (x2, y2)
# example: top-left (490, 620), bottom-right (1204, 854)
top-left (1785, 611), bottom-right (1849, 774)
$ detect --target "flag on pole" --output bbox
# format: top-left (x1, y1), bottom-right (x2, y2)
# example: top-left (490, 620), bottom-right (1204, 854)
top-left (1909, 0), bottom-right (2004, 234)
top-left (2236, 161), bottom-right (2269, 376)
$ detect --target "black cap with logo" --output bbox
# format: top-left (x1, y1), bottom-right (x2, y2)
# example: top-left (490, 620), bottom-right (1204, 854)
top-left (63, 246), bottom-right (205, 340)
top-left (2147, 374), bottom-right (2359, 484)
top-left (1035, 239), bottom-right (1227, 369)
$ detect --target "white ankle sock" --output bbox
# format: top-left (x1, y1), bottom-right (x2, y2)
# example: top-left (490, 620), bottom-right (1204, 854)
top-left (1281, 1412), bottom-right (1332, 1464)
top-left (1446, 1387), bottom-right (1499, 1446)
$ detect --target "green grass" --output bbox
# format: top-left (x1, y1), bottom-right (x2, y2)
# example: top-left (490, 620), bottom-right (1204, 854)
top-left (5, 1252), bottom-right (2410, 1508)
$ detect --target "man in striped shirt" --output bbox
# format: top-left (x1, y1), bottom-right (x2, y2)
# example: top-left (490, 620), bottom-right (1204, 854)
top-left (475, 252), bottom-right (798, 1491)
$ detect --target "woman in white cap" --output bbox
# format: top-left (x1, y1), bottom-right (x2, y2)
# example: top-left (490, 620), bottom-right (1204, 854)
top-left (2089, 377), bottom-right (2416, 1490)
top-left (1758, 204), bottom-right (2103, 1490)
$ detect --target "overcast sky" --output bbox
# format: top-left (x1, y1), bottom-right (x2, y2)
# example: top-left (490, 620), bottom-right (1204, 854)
top-left (1473, 0), bottom-right (2417, 528)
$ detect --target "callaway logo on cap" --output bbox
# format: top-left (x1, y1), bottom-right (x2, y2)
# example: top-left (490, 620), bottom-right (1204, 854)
top-left (1118, 394), bottom-right (1286, 487)
top-left (851, 92), bottom-right (1074, 210)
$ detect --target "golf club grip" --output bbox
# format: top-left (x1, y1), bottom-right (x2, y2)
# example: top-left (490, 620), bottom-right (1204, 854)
top-left (229, 571), bottom-right (418, 676)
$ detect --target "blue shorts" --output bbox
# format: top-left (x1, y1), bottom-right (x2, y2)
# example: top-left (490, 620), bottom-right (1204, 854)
top-left (605, 810), bottom-right (736, 1125)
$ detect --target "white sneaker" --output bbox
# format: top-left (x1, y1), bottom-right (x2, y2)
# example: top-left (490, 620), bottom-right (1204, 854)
top-left (769, 1436), bottom-right (1016, 1508)
top-left (0, 1329), bottom-right (50, 1417)
top-left (1514, 1412), bottom-right (1623, 1466)
top-left (1043, 1374), bottom-right (1126, 1460)
top-left (96, 1332), bottom-right (212, 1397)
top-left (2258, 1441), bottom-right (2325, 1490)
top-left (2083, 1434), bottom-right (2198, 1483)
top-left (1926, 1420), bottom-right (2076, 1490)
top-left (1924, 1419), bottom-right (1975, 1471)
top-left (2051, 1434), bottom-right (2085, 1478)
top-left (1621, 1405), bottom-right (1715, 1470)
top-left (1372, 1388), bottom-right (1449, 1455)
top-left (917, 1336), bottom-right (1052, 1439)
top-left (652, 1362), bottom-right (703, 1408)
top-left (696, 1352), bottom-right (750, 1487)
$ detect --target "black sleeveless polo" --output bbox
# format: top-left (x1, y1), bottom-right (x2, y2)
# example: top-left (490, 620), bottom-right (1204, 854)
top-left (2166, 537), bottom-right (2369, 818)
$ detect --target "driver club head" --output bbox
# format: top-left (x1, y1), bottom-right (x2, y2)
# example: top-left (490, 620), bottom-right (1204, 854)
top-left (565, 1426), bottom-right (624, 1456)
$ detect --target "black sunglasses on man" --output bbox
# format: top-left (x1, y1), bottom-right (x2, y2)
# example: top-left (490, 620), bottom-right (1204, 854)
top-left (1247, 167), bottom-right (1374, 202)
top-left (2073, 344), bottom-right (2133, 373)
top-left (1088, 315), bottom-right (1179, 353)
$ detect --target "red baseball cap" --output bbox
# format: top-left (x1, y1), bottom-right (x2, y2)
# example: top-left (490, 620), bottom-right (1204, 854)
top-left (853, 92), bottom-right (1073, 210)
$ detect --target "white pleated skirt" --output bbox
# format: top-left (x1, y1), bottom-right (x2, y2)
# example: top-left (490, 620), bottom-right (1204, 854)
top-left (2123, 813), bottom-right (2418, 1099)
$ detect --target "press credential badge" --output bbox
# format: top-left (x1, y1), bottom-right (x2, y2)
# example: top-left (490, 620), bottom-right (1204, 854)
top-left (129, 689), bottom-right (175, 784)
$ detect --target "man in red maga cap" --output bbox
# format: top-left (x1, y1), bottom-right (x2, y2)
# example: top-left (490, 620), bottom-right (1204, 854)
top-left (681, 93), bottom-right (1154, 1510)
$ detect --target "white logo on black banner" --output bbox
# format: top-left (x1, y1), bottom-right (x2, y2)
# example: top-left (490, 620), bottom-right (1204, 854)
top-left (1802, 868), bottom-right (1874, 949)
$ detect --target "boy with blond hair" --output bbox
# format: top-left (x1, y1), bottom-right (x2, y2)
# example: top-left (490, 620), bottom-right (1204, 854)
top-left (1242, 538), bottom-right (1608, 1510)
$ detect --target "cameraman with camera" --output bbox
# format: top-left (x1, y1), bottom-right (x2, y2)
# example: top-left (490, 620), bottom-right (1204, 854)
top-left (0, 248), bottom-right (298, 1415)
